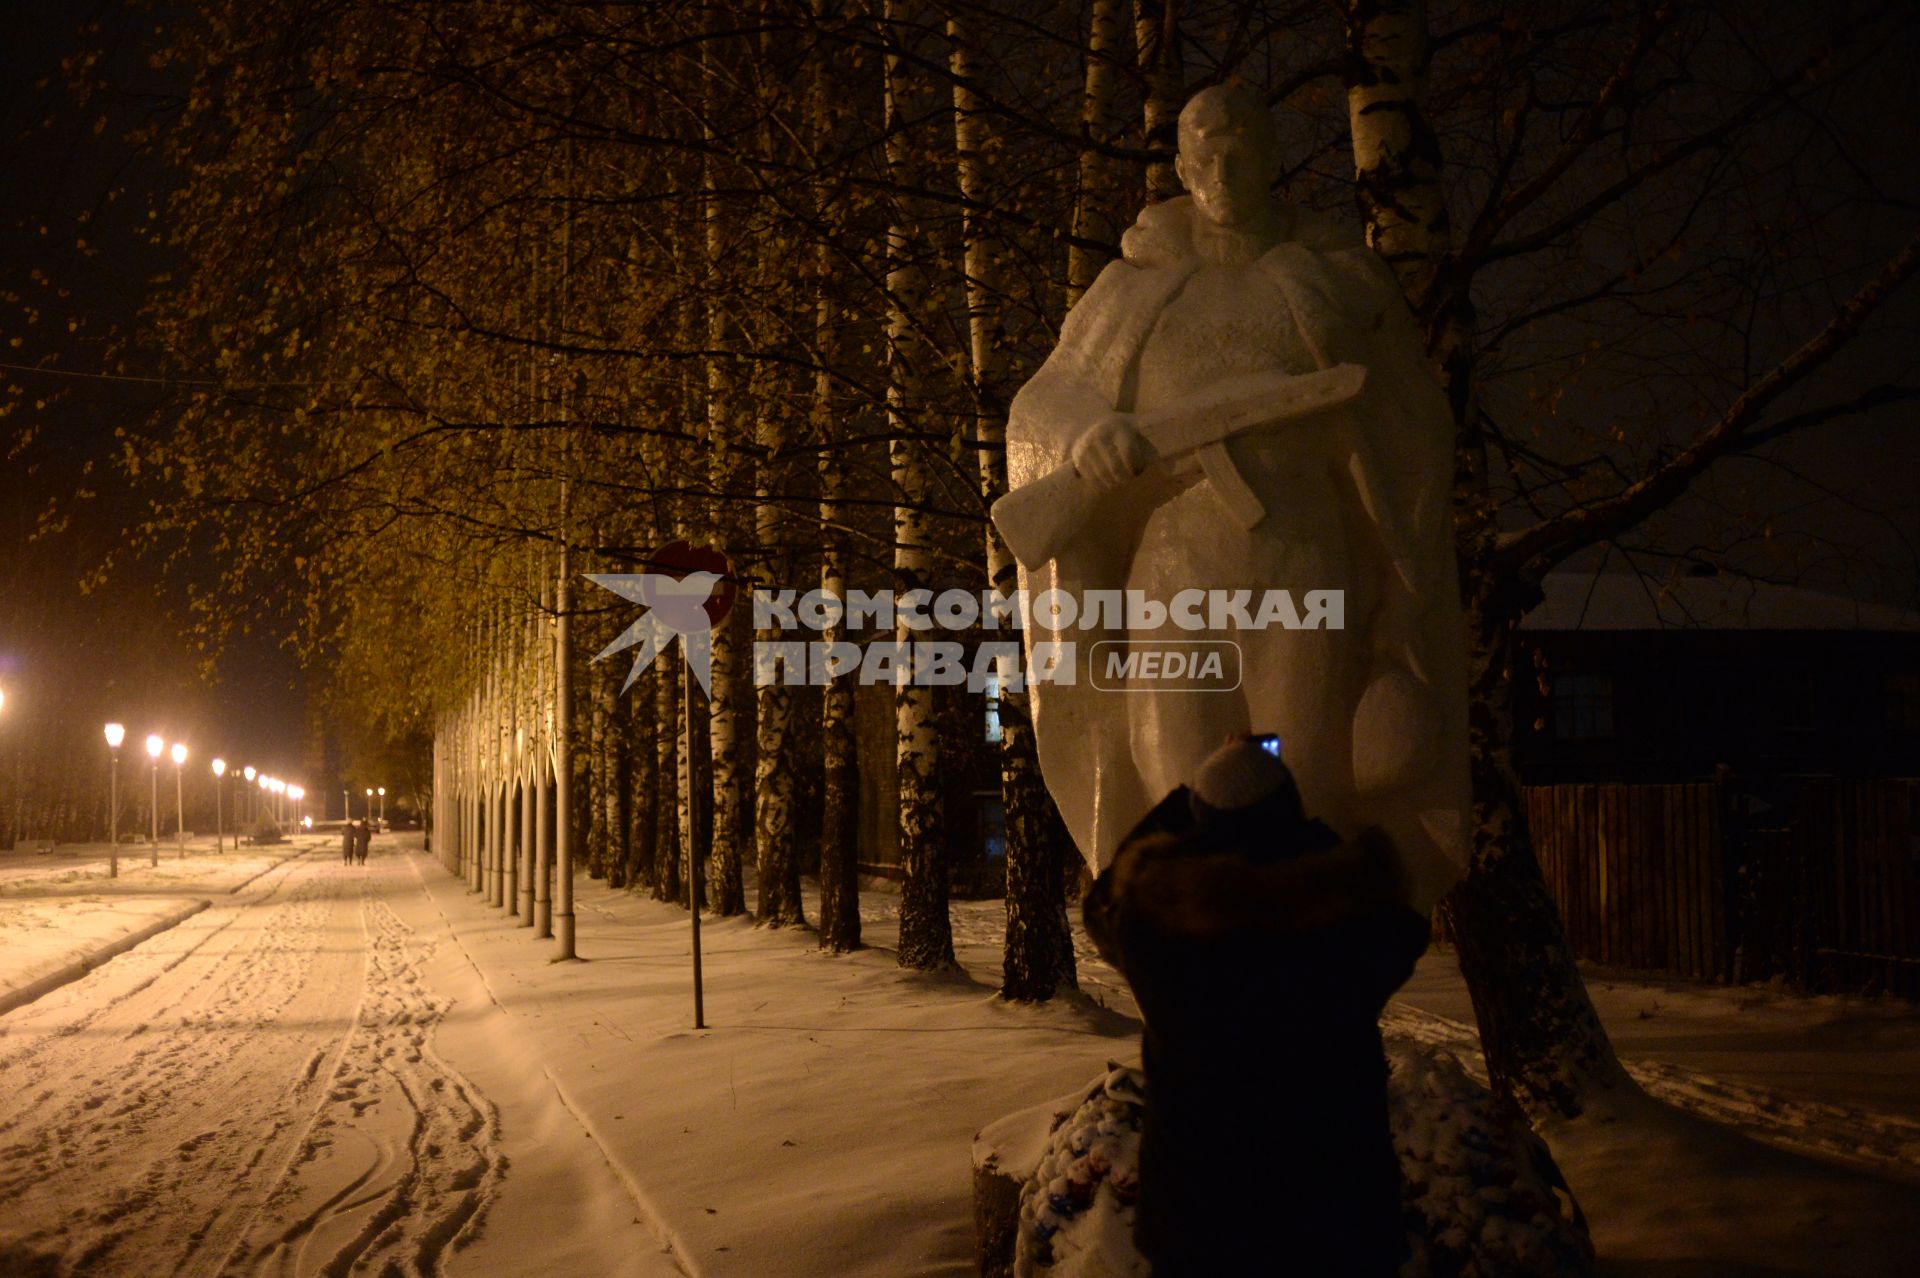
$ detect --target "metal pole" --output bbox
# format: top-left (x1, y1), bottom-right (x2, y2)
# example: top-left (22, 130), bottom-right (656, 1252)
top-left (108, 751), bottom-right (119, 878)
top-left (520, 768), bottom-right (535, 925)
top-left (175, 764), bottom-right (184, 859)
top-left (150, 763), bottom-right (159, 868)
top-left (685, 653), bottom-right (705, 1029)
top-left (215, 776), bottom-right (223, 854)
top-left (535, 577), bottom-right (554, 938)
top-left (554, 529), bottom-right (576, 960)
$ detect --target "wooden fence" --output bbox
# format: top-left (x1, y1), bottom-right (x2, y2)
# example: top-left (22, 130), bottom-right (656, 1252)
top-left (1518, 778), bottom-right (1920, 997)
top-left (1527, 782), bottom-right (1727, 981)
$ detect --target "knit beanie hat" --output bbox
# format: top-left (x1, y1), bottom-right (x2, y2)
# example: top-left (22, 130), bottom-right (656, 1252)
top-left (1188, 735), bottom-right (1305, 827)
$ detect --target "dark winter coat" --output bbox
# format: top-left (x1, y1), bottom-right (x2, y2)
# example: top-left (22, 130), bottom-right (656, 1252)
top-left (354, 822), bottom-right (371, 858)
top-left (1083, 787), bottom-right (1430, 1277)
top-left (341, 827), bottom-right (356, 862)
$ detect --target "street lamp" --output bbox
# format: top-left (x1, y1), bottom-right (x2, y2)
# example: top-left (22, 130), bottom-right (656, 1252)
top-left (289, 785), bottom-right (304, 829)
top-left (243, 766), bottom-right (256, 828)
top-left (170, 743), bottom-right (188, 858)
top-left (104, 723), bottom-right (125, 878)
top-left (145, 734), bottom-right (163, 867)
top-left (377, 787), bottom-right (386, 830)
top-left (212, 758), bottom-right (226, 853)
top-left (365, 788), bottom-right (374, 826)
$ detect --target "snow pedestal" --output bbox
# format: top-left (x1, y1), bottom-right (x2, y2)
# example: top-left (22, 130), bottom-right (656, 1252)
top-left (971, 1046), bottom-right (1594, 1277)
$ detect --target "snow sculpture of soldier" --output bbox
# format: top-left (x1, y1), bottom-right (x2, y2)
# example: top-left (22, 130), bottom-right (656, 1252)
top-left (1000, 82), bottom-right (1470, 913)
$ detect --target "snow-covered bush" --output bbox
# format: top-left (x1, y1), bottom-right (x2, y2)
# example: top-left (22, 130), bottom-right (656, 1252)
top-left (1014, 1047), bottom-right (1592, 1278)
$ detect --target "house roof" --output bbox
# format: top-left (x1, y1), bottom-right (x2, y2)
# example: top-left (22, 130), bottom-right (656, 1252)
top-left (1520, 572), bottom-right (1920, 632)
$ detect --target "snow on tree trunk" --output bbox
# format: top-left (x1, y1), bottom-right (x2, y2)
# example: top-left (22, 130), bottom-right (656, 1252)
top-left (887, 0), bottom-right (955, 971)
top-left (952, 12), bottom-right (1076, 1000)
top-left (1134, 0), bottom-right (1182, 205)
top-left (1345, 0), bottom-right (1628, 1120)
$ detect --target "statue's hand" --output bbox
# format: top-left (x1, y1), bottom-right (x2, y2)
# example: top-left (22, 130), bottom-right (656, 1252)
top-left (1069, 413), bottom-right (1150, 490)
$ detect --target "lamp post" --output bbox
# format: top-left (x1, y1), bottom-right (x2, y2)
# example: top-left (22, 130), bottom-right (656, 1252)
top-left (211, 758), bottom-right (226, 853)
top-left (243, 766), bottom-right (256, 828)
top-left (289, 785), bottom-right (304, 829)
top-left (377, 787), bottom-right (386, 830)
top-left (145, 734), bottom-right (163, 867)
top-left (170, 743), bottom-right (188, 858)
top-left (258, 772), bottom-right (270, 834)
top-left (104, 723), bottom-right (125, 878)
top-left (365, 788), bottom-right (373, 826)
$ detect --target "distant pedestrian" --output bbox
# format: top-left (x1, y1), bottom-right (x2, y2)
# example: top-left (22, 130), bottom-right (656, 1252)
top-left (354, 819), bottom-right (371, 866)
top-left (341, 823), bottom-right (356, 866)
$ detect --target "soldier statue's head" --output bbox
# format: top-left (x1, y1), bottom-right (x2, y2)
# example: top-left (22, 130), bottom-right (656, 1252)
top-left (1175, 83), bottom-right (1283, 231)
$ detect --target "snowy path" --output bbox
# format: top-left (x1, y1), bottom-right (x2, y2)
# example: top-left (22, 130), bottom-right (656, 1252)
top-left (0, 847), bottom-right (668, 1278)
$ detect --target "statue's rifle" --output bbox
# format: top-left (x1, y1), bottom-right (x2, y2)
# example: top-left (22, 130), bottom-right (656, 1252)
top-left (991, 362), bottom-right (1367, 570)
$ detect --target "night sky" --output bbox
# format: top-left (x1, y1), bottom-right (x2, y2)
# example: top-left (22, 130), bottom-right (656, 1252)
top-left (1, 1), bottom-right (314, 801)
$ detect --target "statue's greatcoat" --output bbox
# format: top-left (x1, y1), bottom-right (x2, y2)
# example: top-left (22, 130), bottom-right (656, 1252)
top-left (1005, 196), bottom-right (1470, 910)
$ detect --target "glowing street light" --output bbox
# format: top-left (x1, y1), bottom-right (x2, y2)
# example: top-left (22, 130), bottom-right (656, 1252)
top-left (212, 758), bottom-right (227, 854)
top-left (145, 734), bottom-right (164, 867)
top-left (377, 786), bottom-right (386, 830)
top-left (170, 743), bottom-right (188, 859)
top-left (288, 785), bottom-right (305, 829)
top-left (104, 723), bottom-right (125, 878)
top-left (243, 766), bottom-right (256, 828)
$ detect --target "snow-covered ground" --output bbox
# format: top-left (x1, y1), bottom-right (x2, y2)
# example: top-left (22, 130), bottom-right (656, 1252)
top-left (0, 841), bottom-right (313, 1012)
top-left (1, 834), bottom-right (1915, 1276)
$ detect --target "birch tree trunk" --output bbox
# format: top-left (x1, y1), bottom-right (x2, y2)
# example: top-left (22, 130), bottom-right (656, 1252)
top-left (1067, 0), bottom-right (1124, 308)
top-left (704, 37), bottom-right (751, 919)
top-left (951, 12), bottom-right (1076, 999)
top-left (886, 0), bottom-right (955, 970)
top-left (753, 392), bottom-right (806, 926)
top-left (1134, 0), bottom-right (1183, 204)
top-left (1345, 0), bottom-right (1629, 1119)
top-left (603, 663), bottom-right (632, 890)
top-left (812, 10), bottom-right (861, 948)
top-left (818, 447), bottom-right (862, 950)
top-left (628, 664), bottom-right (658, 893)
top-left (655, 638), bottom-right (684, 905)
